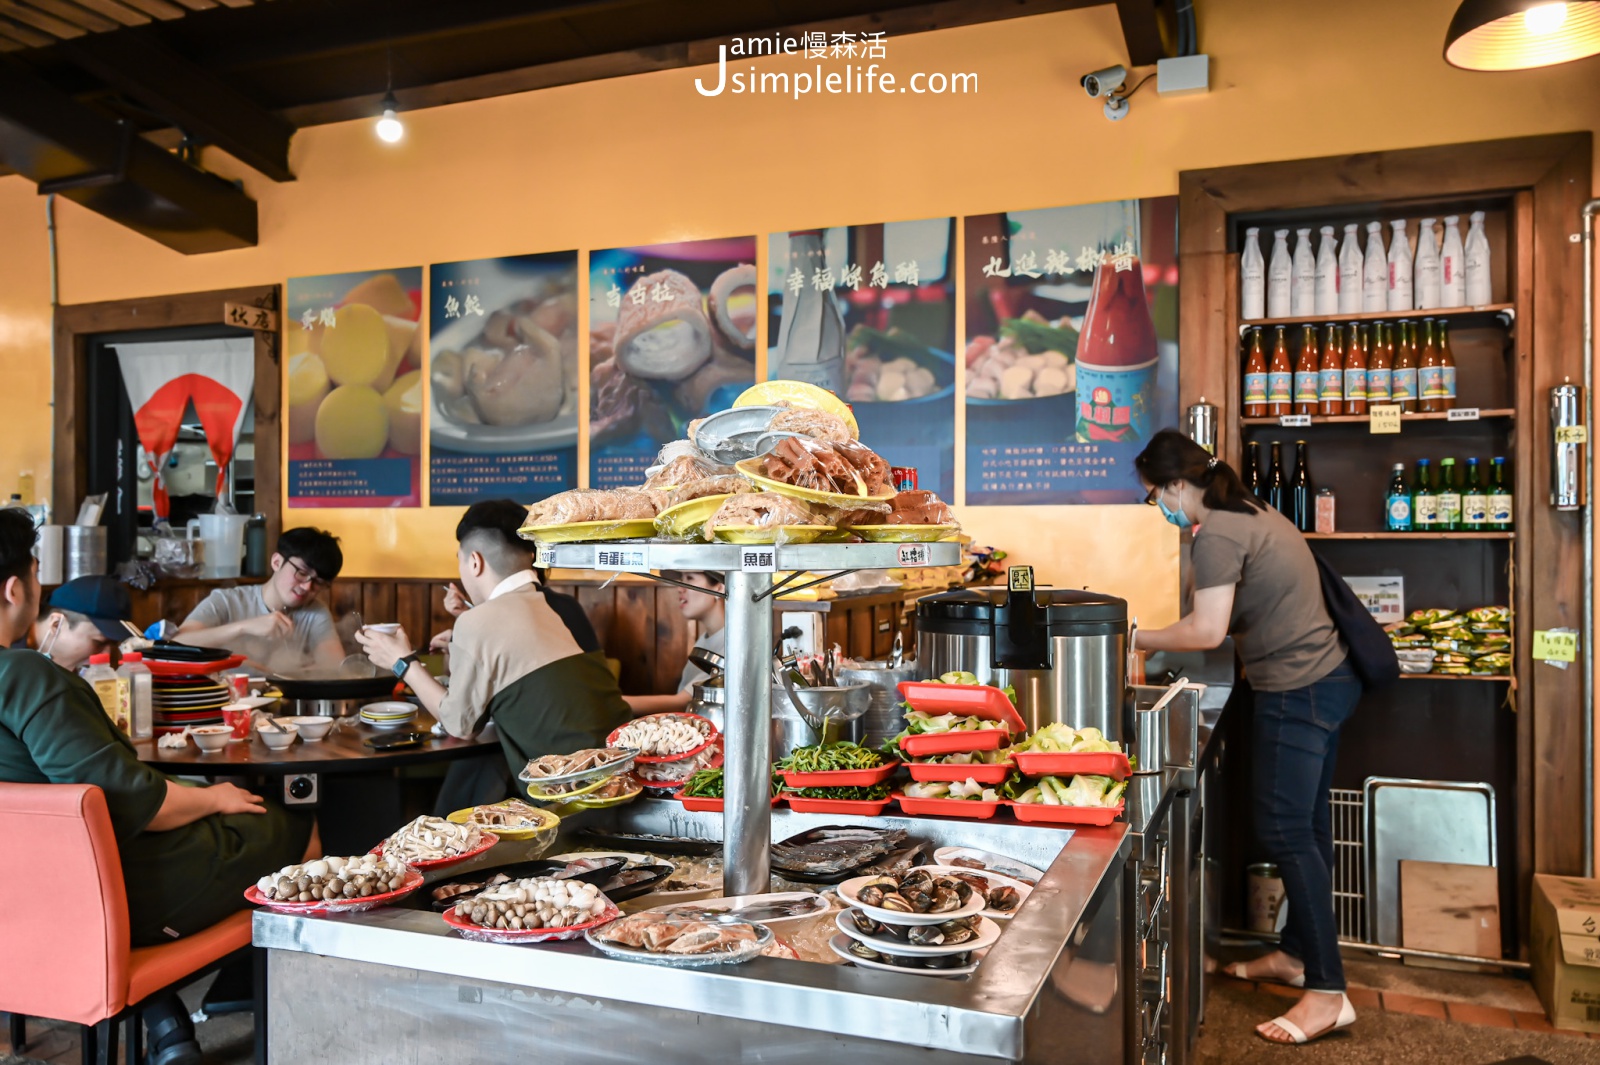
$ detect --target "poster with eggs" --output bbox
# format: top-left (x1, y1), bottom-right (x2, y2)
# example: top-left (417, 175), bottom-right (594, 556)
top-left (963, 197), bottom-right (1179, 505)
top-left (589, 238), bottom-right (758, 489)
top-left (766, 218), bottom-right (957, 501)
top-left (428, 252), bottom-right (579, 506)
top-left (285, 268), bottom-right (423, 508)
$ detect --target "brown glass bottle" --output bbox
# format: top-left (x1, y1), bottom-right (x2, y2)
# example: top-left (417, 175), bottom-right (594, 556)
top-left (1392, 320), bottom-right (1418, 413)
top-left (1293, 325), bottom-right (1320, 416)
top-left (1366, 323), bottom-right (1392, 404)
top-left (1343, 322), bottom-right (1368, 415)
top-left (1243, 327), bottom-right (1267, 417)
top-left (1318, 323), bottom-right (1343, 416)
top-left (1437, 319), bottom-right (1457, 411)
top-left (1418, 317), bottom-right (1445, 413)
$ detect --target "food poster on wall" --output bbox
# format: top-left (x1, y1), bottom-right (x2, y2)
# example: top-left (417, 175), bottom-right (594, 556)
top-left (428, 252), bottom-right (579, 506)
top-left (766, 219), bottom-right (957, 500)
top-left (589, 238), bottom-right (759, 488)
top-left (286, 268), bottom-right (423, 507)
top-left (963, 197), bottom-right (1179, 505)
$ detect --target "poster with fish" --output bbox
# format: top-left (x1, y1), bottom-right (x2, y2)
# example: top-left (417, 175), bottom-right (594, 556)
top-left (285, 268), bottom-right (423, 508)
top-left (428, 252), bottom-right (579, 506)
top-left (766, 218), bottom-right (957, 501)
top-left (589, 238), bottom-right (758, 489)
top-left (963, 198), bottom-right (1179, 505)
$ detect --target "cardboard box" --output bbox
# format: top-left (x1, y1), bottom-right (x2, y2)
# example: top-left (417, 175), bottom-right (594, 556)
top-left (1529, 874), bottom-right (1600, 1034)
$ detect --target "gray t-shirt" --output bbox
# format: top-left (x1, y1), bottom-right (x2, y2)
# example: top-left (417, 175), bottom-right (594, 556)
top-left (677, 626), bottom-right (726, 694)
top-left (1192, 505), bottom-right (1345, 692)
top-left (183, 584), bottom-right (339, 672)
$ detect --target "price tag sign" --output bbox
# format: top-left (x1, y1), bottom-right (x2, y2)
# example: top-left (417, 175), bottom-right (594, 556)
top-left (1279, 414), bottom-right (1312, 428)
top-left (1557, 425), bottom-right (1588, 445)
top-left (896, 543), bottom-right (932, 567)
top-left (1369, 405), bottom-right (1402, 435)
top-left (739, 547), bottom-right (777, 572)
top-left (1008, 565), bottom-right (1034, 592)
top-left (533, 541), bottom-right (554, 569)
top-left (1532, 628), bottom-right (1578, 663)
top-left (595, 546), bottom-right (650, 572)
top-left (1446, 407), bottom-right (1481, 422)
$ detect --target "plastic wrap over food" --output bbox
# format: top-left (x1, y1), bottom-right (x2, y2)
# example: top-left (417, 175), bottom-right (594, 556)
top-left (524, 488), bottom-right (659, 525)
top-left (769, 407), bottom-right (853, 443)
top-left (670, 475), bottom-right (753, 507)
top-left (704, 493), bottom-right (824, 543)
top-left (646, 451), bottom-right (732, 488)
top-left (760, 436), bottom-right (892, 497)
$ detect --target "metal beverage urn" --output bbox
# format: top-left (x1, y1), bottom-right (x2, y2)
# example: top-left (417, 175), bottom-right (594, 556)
top-left (916, 565), bottom-right (1129, 742)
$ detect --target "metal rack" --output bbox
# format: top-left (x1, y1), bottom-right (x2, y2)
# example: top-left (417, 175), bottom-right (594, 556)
top-left (535, 538), bottom-right (962, 895)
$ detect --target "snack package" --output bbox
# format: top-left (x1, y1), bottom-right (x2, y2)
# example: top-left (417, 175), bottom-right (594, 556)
top-left (704, 493), bottom-right (820, 542)
top-left (761, 436), bottom-right (892, 496)
top-left (524, 488), bottom-right (658, 526)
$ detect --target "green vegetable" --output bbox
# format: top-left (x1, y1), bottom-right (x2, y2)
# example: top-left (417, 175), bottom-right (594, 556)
top-left (999, 317), bottom-right (1080, 358)
top-left (1006, 773), bottom-right (1125, 807)
top-left (847, 325), bottom-right (939, 363)
top-left (784, 782), bottom-right (893, 801)
top-left (681, 768), bottom-right (780, 799)
top-left (1012, 723), bottom-right (1123, 756)
top-left (777, 741), bottom-right (886, 773)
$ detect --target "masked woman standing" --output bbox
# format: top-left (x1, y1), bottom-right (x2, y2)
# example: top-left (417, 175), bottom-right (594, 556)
top-left (1131, 430), bottom-right (1359, 1046)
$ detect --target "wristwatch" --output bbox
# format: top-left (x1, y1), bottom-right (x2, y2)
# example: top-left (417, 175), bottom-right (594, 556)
top-left (393, 652), bottom-right (421, 680)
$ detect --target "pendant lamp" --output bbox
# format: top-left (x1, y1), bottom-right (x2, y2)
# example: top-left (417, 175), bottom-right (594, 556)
top-left (1444, 1), bottom-right (1600, 69)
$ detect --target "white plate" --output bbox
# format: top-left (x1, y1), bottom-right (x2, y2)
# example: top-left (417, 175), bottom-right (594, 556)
top-left (918, 865), bottom-right (1033, 920)
top-left (933, 847), bottom-right (1045, 886)
top-left (828, 933), bottom-right (983, 976)
top-left (835, 910), bottom-right (1002, 957)
top-left (546, 850), bottom-right (675, 877)
top-left (651, 891), bottom-right (829, 929)
top-left (836, 874), bottom-right (985, 926)
top-left (361, 700), bottom-right (418, 718)
top-left (585, 914), bottom-right (772, 968)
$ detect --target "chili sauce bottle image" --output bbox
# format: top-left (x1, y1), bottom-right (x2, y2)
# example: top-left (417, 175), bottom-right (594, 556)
top-left (1075, 255), bottom-right (1159, 444)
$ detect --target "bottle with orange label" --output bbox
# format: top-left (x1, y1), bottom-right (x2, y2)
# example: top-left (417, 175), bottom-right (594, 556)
top-left (1266, 326), bottom-right (1293, 416)
top-left (1391, 320), bottom-right (1418, 413)
top-left (1343, 322), bottom-right (1368, 416)
top-left (1242, 327), bottom-right (1267, 417)
top-left (1366, 323), bottom-right (1392, 404)
top-left (1293, 325), bottom-right (1320, 415)
top-left (1318, 324), bottom-right (1344, 417)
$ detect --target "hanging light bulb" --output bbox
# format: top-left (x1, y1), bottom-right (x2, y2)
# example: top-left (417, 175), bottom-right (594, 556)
top-left (375, 91), bottom-right (404, 143)
top-left (1444, 0), bottom-right (1600, 70)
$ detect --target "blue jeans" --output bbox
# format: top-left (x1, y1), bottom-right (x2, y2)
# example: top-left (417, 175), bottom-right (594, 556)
top-left (1252, 659), bottom-right (1360, 993)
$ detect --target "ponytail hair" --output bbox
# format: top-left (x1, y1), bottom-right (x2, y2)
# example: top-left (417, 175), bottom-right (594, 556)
top-left (1134, 429), bottom-right (1266, 515)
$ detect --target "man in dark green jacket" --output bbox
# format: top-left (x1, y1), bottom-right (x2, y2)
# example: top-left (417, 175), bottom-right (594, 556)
top-left (0, 510), bottom-right (310, 1065)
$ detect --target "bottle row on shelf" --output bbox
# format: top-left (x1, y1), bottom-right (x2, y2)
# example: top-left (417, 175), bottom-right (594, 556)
top-left (1239, 213), bottom-right (1492, 320)
top-left (1242, 318), bottom-right (1462, 418)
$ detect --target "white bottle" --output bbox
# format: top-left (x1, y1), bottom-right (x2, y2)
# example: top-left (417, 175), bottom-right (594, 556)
top-left (1361, 222), bottom-right (1387, 312)
top-left (1464, 210), bottom-right (1492, 306)
top-left (118, 652), bottom-right (154, 741)
top-left (1266, 229), bottom-right (1292, 319)
top-left (83, 653), bottom-right (129, 734)
top-left (1386, 219), bottom-right (1412, 311)
top-left (1413, 217), bottom-right (1441, 310)
top-left (1440, 215), bottom-right (1466, 308)
top-left (1337, 223), bottom-right (1363, 314)
top-left (1240, 227), bottom-right (1266, 320)
top-left (1314, 226), bottom-right (1339, 315)
top-left (1291, 227), bottom-right (1316, 317)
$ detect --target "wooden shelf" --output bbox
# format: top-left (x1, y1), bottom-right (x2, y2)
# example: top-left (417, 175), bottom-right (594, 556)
top-left (1240, 303), bottom-right (1515, 331)
top-left (1241, 408), bottom-right (1515, 426)
top-left (1399, 673), bottom-right (1512, 683)
top-left (1305, 532), bottom-right (1514, 540)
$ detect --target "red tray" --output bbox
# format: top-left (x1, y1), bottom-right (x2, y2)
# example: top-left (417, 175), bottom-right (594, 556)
top-left (607, 713), bottom-right (720, 764)
top-left (780, 794), bottom-right (893, 815)
top-left (779, 762), bottom-right (897, 788)
top-left (144, 656), bottom-right (246, 677)
top-left (244, 870), bottom-right (424, 914)
top-left (891, 792), bottom-right (1003, 819)
top-left (370, 829), bottom-right (500, 871)
top-left (899, 730), bottom-right (1009, 758)
top-left (441, 900), bottom-right (622, 944)
top-left (905, 761), bottom-right (1014, 784)
top-left (1006, 801), bottom-right (1125, 826)
top-left (676, 793), bottom-right (783, 813)
top-left (897, 681), bottom-right (1027, 734)
top-left (1012, 751), bottom-right (1131, 780)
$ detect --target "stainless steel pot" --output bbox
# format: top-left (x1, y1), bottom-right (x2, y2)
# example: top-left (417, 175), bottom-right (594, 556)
top-left (836, 661), bottom-right (919, 749)
top-left (770, 683), bottom-right (870, 758)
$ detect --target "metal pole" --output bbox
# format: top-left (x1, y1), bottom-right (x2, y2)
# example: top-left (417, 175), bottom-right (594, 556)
top-left (1583, 198), bottom-right (1599, 878)
top-left (722, 568), bottom-right (774, 896)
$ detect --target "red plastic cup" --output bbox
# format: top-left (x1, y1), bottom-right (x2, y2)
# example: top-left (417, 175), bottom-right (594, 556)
top-left (228, 674), bottom-right (251, 701)
top-left (890, 466), bottom-right (918, 491)
top-left (222, 706), bottom-right (252, 741)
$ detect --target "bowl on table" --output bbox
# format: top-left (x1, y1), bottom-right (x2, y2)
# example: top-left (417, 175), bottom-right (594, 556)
top-left (190, 726), bottom-right (233, 753)
top-left (258, 723), bottom-right (299, 750)
top-left (277, 716), bottom-right (335, 741)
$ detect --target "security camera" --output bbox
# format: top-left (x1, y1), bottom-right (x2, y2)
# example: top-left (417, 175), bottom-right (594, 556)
top-left (1081, 65), bottom-right (1126, 99)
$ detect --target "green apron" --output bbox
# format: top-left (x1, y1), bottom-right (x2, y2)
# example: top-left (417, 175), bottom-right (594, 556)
top-left (487, 651), bottom-right (633, 778)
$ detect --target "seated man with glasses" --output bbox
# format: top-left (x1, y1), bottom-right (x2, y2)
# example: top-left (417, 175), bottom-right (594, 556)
top-left (177, 527), bottom-right (345, 672)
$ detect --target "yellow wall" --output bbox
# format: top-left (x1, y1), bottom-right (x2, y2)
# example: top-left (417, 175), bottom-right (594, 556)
top-left (2, 0), bottom-right (1599, 633)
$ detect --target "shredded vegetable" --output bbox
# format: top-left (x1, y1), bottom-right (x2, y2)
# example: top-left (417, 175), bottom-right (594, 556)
top-left (1004, 774), bottom-right (1127, 807)
top-left (777, 741), bottom-right (886, 773)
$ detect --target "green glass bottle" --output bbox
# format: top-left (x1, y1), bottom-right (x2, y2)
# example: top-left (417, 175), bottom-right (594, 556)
top-left (1412, 458), bottom-right (1438, 531)
top-left (1462, 458), bottom-right (1487, 531)
top-left (1437, 457), bottom-right (1461, 531)
top-left (1488, 456), bottom-right (1513, 532)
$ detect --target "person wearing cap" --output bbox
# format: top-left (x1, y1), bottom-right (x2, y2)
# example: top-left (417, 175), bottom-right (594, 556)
top-left (12, 574), bottom-right (136, 672)
top-left (177, 526), bottom-right (345, 672)
top-left (623, 570), bottom-right (725, 716)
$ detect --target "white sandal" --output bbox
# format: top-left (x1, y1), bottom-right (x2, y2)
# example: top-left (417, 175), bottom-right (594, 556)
top-left (1257, 992), bottom-right (1357, 1045)
top-left (1224, 960), bottom-right (1305, 987)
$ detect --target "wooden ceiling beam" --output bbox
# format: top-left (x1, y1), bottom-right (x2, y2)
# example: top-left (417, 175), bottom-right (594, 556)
top-left (0, 0), bottom-right (88, 37)
top-left (64, 0), bottom-right (152, 26)
top-left (1114, 0), bottom-right (1164, 67)
top-left (22, 0), bottom-right (121, 33)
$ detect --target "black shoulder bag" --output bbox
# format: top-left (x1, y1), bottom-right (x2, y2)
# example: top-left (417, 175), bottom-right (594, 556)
top-left (1310, 551), bottom-right (1400, 690)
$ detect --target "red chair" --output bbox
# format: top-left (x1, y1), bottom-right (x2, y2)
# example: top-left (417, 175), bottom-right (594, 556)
top-left (0, 783), bottom-right (255, 1064)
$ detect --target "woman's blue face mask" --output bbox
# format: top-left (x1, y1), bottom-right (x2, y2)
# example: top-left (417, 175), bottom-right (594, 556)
top-left (1158, 485), bottom-right (1193, 530)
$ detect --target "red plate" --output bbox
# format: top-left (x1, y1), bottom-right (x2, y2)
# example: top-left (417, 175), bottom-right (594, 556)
top-left (899, 730), bottom-right (1009, 758)
top-left (779, 762), bottom-right (898, 788)
top-left (244, 869), bottom-right (424, 914)
top-left (1012, 751), bottom-right (1131, 780)
top-left (897, 682), bottom-right (1027, 734)
top-left (144, 656), bottom-right (246, 677)
top-left (905, 761), bottom-right (1014, 784)
top-left (1007, 801), bottom-right (1125, 826)
top-left (676, 792), bottom-right (783, 812)
top-left (892, 791), bottom-right (1004, 819)
top-left (442, 899), bottom-right (622, 944)
top-left (780, 794), bottom-right (893, 815)
top-left (370, 829), bottom-right (500, 871)
top-left (607, 713), bottom-right (721, 764)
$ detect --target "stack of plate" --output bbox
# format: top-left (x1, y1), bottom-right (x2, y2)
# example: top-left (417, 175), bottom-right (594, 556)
top-left (360, 701), bottom-right (417, 729)
top-left (151, 676), bottom-right (230, 733)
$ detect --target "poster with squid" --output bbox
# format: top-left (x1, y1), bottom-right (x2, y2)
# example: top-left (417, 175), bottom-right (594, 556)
top-left (285, 268), bottom-right (423, 508)
top-left (428, 252), bottom-right (579, 506)
top-left (963, 197), bottom-right (1179, 505)
top-left (766, 218), bottom-right (957, 500)
top-left (589, 238), bottom-right (759, 489)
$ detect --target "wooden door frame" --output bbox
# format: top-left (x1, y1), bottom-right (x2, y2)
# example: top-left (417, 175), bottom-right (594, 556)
top-left (52, 284), bottom-right (283, 552)
top-left (1178, 134), bottom-right (1592, 899)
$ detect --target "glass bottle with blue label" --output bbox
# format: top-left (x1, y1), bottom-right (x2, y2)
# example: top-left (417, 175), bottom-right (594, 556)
top-left (1385, 462), bottom-right (1412, 531)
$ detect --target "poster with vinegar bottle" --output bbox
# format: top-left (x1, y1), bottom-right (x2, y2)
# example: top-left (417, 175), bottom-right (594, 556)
top-left (964, 197), bottom-right (1179, 505)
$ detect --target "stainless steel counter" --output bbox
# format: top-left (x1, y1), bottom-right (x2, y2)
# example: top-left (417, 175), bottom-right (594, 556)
top-left (256, 802), bottom-right (1130, 1064)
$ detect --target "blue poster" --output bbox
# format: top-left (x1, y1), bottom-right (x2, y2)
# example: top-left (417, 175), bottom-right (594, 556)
top-left (963, 198), bottom-right (1179, 505)
top-left (766, 218), bottom-right (956, 501)
top-left (589, 238), bottom-right (758, 489)
top-left (428, 252), bottom-right (579, 506)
